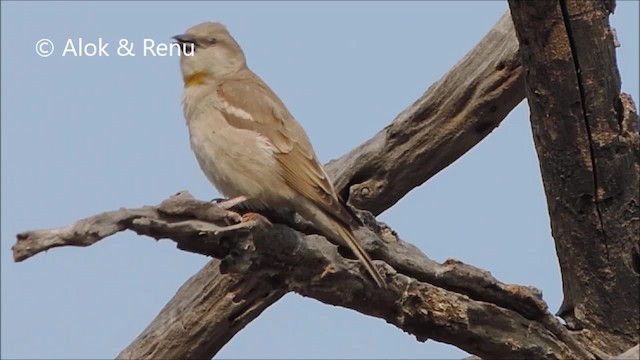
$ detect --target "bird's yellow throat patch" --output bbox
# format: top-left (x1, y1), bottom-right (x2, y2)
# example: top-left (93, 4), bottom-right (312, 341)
top-left (183, 72), bottom-right (209, 88)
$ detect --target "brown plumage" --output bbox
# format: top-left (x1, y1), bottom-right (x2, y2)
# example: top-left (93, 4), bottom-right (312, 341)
top-left (175, 22), bottom-right (385, 287)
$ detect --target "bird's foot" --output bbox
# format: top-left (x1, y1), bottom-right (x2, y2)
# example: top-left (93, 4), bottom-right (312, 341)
top-left (222, 210), bottom-right (243, 224)
top-left (213, 196), bottom-right (249, 210)
top-left (210, 196), bottom-right (271, 226)
top-left (241, 212), bottom-right (272, 227)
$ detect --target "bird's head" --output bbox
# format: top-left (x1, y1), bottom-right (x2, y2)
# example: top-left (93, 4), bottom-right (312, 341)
top-left (173, 22), bottom-right (246, 87)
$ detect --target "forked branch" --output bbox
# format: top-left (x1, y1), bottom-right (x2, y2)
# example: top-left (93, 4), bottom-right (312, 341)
top-left (14, 191), bottom-right (594, 359)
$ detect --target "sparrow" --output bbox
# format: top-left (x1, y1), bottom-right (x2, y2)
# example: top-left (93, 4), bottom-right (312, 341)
top-left (173, 22), bottom-right (385, 288)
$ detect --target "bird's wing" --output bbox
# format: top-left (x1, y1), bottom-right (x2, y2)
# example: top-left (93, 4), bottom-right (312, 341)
top-left (217, 75), bottom-right (355, 225)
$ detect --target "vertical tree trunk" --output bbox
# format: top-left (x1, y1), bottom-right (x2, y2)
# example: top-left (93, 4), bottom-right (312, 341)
top-left (508, 0), bottom-right (639, 355)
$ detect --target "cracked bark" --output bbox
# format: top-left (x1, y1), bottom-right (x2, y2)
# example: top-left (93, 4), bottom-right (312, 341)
top-left (13, 192), bottom-right (595, 359)
top-left (508, 0), bottom-right (639, 356)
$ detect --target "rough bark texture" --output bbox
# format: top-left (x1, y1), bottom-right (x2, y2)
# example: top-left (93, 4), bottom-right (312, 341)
top-left (508, 0), bottom-right (639, 356)
top-left (13, 192), bottom-right (595, 360)
top-left (326, 13), bottom-right (524, 215)
top-left (12, 198), bottom-right (286, 360)
top-left (116, 260), bottom-right (285, 359)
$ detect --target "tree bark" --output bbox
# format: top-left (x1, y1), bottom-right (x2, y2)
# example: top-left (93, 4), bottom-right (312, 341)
top-left (508, 0), bottom-right (639, 356)
top-left (326, 12), bottom-right (524, 215)
top-left (14, 192), bottom-right (595, 359)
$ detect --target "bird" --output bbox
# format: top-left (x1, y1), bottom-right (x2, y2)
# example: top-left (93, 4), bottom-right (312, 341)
top-left (173, 21), bottom-right (385, 288)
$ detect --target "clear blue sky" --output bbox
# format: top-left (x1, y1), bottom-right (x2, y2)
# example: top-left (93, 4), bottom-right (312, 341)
top-left (2, 1), bottom-right (638, 359)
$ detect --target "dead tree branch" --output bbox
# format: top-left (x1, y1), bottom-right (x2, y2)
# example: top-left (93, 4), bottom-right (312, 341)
top-left (326, 12), bottom-right (524, 215)
top-left (14, 192), bottom-right (594, 359)
top-left (508, 0), bottom-right (639, 356)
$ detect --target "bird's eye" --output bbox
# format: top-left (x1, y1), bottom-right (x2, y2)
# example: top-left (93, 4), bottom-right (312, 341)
top-left (205, 37), bottom-right (217, 46)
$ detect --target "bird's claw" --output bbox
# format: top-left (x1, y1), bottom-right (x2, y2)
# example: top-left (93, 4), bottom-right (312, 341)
top-left (213, 196), bottom-right (249, 210)
top-left (209, 196), bottom-right (270, 226)
top-left (241, 212), bottom-right (272, 227)
top-left (224, 210), bottom-right (243, 224)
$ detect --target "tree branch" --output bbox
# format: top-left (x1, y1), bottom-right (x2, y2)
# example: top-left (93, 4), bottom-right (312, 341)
top-left (508, 0), bottom-right (639, 356)
top-left (14, 192), bottom-right (594, 359)
top-left (326, 12), bottom-right (525, 215)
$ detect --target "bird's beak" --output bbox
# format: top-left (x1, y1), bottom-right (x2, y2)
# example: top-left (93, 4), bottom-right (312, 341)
top-left (172, 34), bottom-right (196, 45)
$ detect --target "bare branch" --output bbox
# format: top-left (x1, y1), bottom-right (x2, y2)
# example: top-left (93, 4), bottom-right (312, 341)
top-left (15, 192), bottom-right (594, 359)
top-left (326, 12), bottom-right (524, 215)
top-left (12, 193), bottom-right (240, 262)
top-left (118, 259), bottom-right (285, 360)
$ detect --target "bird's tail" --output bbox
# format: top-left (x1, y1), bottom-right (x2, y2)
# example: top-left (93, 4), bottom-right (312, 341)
top-left (333, 222), bottom-right (386, 288)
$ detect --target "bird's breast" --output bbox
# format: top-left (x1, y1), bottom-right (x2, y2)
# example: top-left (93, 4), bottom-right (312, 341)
top-left (185, 108), bottom-right (293, 206)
